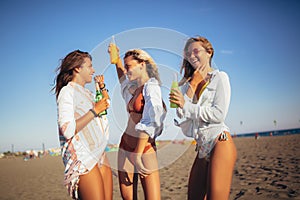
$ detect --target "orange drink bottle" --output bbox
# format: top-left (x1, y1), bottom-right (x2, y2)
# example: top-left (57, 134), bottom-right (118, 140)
top-left (110, 36), bottom-right (119, 64)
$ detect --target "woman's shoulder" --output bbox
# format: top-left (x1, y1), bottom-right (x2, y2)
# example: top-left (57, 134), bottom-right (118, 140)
top-left (207, 70), bottom-right (229, 89)
top-left (144, 78), bottom-right (160, 89)
top-left (146, 77), bottom-right (159, 85)
top-left (57, 83), bottom-right (75, 101)
top-left (213, 70), bottom-right (229, 78)
top-left (143, 78), bottom-right (160, 96)
top-left (210, 70), bottom-right (230, 83)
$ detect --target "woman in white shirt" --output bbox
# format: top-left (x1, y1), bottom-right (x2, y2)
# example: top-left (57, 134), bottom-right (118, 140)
top-left (108, 46), bottom-right (166, 200)
top-left (53, 50), bottom-right (112, 200)
top-left (169, 36), bottom-right (237, 200)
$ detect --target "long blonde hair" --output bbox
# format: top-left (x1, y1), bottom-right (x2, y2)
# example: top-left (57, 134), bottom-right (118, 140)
top-left (179, 36), bottom-right (214, 85)
top-left (124, 49), bottom-right (161, 85)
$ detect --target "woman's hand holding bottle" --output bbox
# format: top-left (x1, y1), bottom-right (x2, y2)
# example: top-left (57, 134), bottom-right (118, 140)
top-left (94, 97), bottom-right (109, 115)
top-left (94, 75), bottom-right (110, 116)
top-left (169, 88), bottom-right (185, 108)
top-left (108, 36), bottom-right (120, 64)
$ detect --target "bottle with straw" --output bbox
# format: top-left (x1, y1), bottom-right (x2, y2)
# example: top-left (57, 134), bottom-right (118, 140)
top-left (110, 36), bottom-right (119, 64)
top-left (170, 72), bottom-right (179, 108)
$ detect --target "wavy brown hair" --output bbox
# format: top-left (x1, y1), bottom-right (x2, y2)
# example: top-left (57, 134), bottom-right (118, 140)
top-left (179, 36), bottom-right (214, 85)
top-left (52, 50), bottom-right (92, 99)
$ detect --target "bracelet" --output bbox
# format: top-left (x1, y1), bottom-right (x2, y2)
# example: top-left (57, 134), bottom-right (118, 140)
top-left (89, 109), bottom-right (98, 118)
top-left (99, 83), bottom-right (106, 90)
top-left (101, 88), bottom-right (109, 92)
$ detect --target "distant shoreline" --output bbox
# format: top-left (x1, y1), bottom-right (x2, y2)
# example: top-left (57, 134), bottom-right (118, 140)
top-left (2, 127), bottom-right (300, 154)
top-left (233, 127), bottom-right (300, 138)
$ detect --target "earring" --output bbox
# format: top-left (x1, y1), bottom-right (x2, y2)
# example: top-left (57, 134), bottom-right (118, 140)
top-left (140, 63), bottom-right (144, 70)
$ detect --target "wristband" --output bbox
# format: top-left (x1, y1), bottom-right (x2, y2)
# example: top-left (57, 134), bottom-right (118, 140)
top-left (99, 83), bottom-right (106, 90)
top-left (89, 109), bottom-right (98, 118)
top-left (101, 88), bottom-right (109, 92)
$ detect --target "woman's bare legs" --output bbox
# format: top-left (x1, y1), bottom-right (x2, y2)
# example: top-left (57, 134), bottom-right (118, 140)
top-left (188, 155), bottom-right (209, 200)
top-left (78, 165), bottom-right (105, 200)
top-left (140, 171), bottom-right (160, 200)
top-left (118, 171), bottom-right (138, 200)
top-left (207, 133), bottom-right (237, 200)
top-left (99, 154), bottom-right (113, 200)
top-left (118, 148), bottom-right (138, 200)
top-left (140, 149), bottom-right (161, 200)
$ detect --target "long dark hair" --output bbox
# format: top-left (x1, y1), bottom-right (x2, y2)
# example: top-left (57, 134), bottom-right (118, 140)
top-left (179, 36), bottom-right (214, 85)
top-left (52, 50), bottom-right (91, 99)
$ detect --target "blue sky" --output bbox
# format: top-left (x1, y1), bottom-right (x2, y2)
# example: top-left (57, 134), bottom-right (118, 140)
top-left (0, 0), bottom-right (299, 152)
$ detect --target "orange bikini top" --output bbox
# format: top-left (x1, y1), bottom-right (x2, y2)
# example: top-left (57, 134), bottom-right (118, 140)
top-left (127, 86), bottom-right (145, 114)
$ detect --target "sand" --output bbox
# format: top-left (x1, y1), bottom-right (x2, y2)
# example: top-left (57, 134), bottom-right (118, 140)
top-left (0, 134), bottom-right (299, 200)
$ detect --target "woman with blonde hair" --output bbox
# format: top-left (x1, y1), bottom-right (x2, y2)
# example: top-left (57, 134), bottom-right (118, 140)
top-left (108, 46), bottom-right (166, 200)
top-left (170, 36), bottom-right (237, 200)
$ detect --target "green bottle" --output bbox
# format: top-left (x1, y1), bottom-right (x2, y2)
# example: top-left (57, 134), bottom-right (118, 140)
top-left (95, 82), bottom-right (107, 116)
top-left (170, 72), bottom-right (179, 108)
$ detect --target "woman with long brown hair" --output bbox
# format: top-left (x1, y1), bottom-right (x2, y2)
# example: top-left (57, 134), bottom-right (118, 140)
top-left (170, 36), bottom-right (237, 200)
top-left (53, 50), bottom-right (112, 199)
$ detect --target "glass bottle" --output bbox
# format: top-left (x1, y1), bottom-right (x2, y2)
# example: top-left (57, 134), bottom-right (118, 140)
top-left (110, 36), bottom-right (119, 64)
top-left (95, 82), bottom-right (107, 116)
top-left (170, 72), bottom-right (179, 108)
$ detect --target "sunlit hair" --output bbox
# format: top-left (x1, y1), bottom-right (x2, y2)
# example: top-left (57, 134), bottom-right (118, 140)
top-left (52, 50), bottom-right (92, 99)
top-left (124, 49), bottom-right (161, 85)
top-left (179, 36), bottom-right (214, 85)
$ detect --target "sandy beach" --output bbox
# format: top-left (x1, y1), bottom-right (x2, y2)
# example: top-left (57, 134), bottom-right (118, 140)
top-left (0, 134), bottom-right (299, 200)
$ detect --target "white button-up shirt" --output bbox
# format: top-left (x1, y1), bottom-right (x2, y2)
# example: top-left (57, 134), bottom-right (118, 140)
top-left (175, 70), bottom-right (231, 158)
top-left (57, 82), bottom-right (109, 183)
top-left (121, 78), bottom-right (166, 139)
